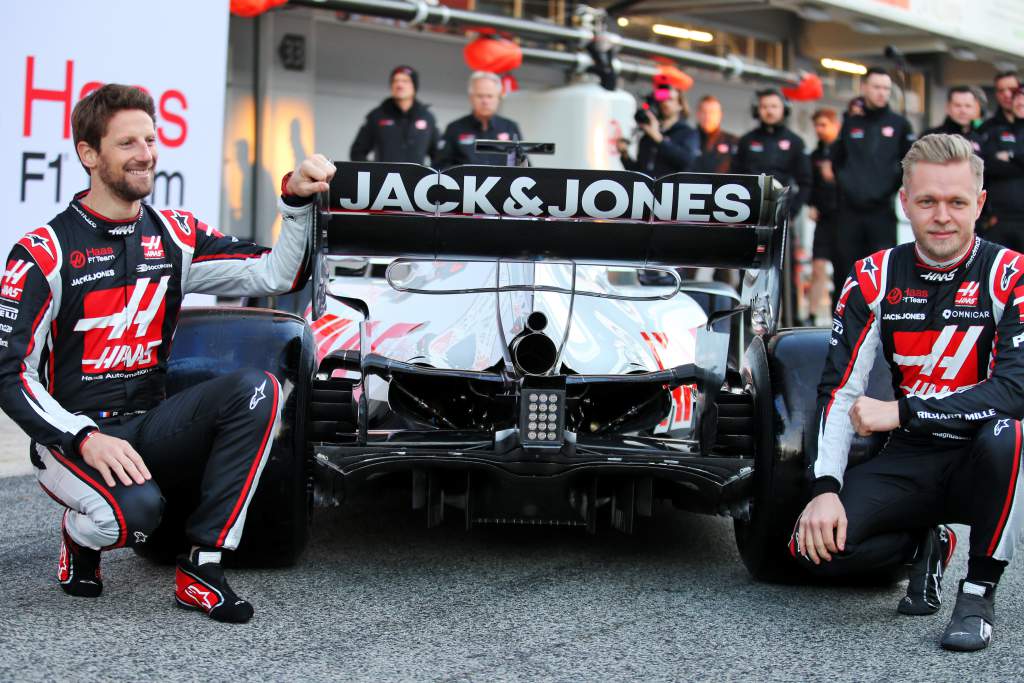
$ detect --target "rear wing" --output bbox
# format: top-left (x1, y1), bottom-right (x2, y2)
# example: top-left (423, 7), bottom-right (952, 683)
top-left (312, 162), bottom-right (788, 331)
top-left (317, 162), bottom-right (784, 266)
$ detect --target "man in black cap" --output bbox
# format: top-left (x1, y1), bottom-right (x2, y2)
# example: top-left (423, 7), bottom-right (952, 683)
top-left (350, 65), bottom-right (440, 165)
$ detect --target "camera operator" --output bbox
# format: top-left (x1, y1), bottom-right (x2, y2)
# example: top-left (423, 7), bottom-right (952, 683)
top-left (617, 78), bottom-right (699, 176)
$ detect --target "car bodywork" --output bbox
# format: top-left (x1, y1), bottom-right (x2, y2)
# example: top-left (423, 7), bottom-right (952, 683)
top-left (304, 160), bottom-right (792, 541)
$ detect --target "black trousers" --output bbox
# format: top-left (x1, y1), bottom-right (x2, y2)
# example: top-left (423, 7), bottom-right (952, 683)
top-left (794, 419), bottom-right (1024, 577)
top-left (832, 202), bottom-right (898, 299)
top-left (35, 368), bottom-right (282, 551)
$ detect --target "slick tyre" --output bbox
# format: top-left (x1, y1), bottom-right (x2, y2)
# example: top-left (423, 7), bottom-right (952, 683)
top-left (733, 334), bottom-right (806, 582)
top-left (150, 308), bottom-right (315, 568)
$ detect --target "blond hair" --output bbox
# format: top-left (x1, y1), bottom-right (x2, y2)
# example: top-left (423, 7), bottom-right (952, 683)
top-left (902, 133), bottom-right (984, 193)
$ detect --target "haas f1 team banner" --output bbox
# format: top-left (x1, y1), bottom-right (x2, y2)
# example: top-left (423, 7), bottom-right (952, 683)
top-left (0, 0), bottom-right (229, 257)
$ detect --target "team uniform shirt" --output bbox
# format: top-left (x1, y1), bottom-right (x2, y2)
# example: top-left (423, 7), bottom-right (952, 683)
top-left (436, 114), bottom-right (524, 168)
top-left (980, 113), bottom-right (1024, 221)
top-left (693, 127), bottom-right (738, 174)
top-left (814, 238), bottom-right (1024, 494)
top-left (831, 104), bottom-right (914, 210)
top-left (0, 192), bottom-right (313, 457)
top-left (732, 123), bottom-right (812, 215)
top-left (349, 98), bottom-right (440, 165)
top-left (809, 141), bottom-right (839, 217)
top-left (922, 116), bottom-right (984, 154)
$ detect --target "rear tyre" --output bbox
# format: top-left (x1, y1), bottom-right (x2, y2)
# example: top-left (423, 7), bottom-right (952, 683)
top-left (133, 308), bottom-right (315, 568)
top-left (733, 336), bottom-right (805, 582)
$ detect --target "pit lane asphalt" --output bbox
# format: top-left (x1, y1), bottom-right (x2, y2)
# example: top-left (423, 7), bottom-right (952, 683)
top-left (2, 466), bottom-right (1022, 683)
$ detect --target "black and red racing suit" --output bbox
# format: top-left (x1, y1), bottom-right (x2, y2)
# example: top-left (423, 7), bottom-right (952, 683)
top-left (0, 191), bottom-right (313, 551)
top-left (802, 237), bottom-right (1024, 574)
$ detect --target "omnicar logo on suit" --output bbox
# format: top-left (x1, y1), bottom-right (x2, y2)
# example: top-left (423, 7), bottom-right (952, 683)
top-left (331, 165), bottom-right (761, 224)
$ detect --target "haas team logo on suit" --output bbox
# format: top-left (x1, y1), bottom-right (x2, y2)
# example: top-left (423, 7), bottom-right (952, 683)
top-left (73, 276), bottom-right (170, 373)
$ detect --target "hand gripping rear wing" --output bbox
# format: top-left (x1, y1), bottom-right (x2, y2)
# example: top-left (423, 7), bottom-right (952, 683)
top-left (312, 161), bottom-right (788, 330)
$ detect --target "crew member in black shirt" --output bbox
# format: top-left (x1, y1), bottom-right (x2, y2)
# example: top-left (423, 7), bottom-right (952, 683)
top-left (733, 89), bottom-right (811, 321)
top-left (436, 71), bottom-right (524, 168)
top-left (923, 85), bottom-right (984, 152)
top-left (979, 71), bottom-right (1024, 251)
top-left (807, 108), bottom-right (841, 319)
top-left (732, 89), bottom-right (811, 216)
top-left (350, 65), bottom-right (439, 165)
top-left (693, 95), bottom-right (737, 174)
top-left (829, 67), bottom-right (914, 291)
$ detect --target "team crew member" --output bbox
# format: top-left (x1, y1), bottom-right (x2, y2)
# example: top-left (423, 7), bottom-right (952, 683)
top-left (807, 108), bottom-right (841, 321)
top-left (350, 65), bottom-right (440, 165)
top-left (922, 85), bottom-right (984, 151)
top-left (794, 134), bottom-right (1023, 652)
top-left (980, 72), bottom-right (1024, 251)
top-left (618, 83), bottom-right (700, 177)
top-left (830, 67), bottom-right (914, 290)
top-left (732, 89), bottom-right (811, 319)
top-left (0, 84), bottom-right (335, 623)
top-left (436, 71), bottom-right (524, 168)
top-left (731, 89), bottom-right (812, 216)
top-left (693, 95), bottom-right (737, 174)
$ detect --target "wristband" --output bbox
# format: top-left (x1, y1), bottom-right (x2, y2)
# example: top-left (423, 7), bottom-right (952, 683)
top-left (281, 171), bottom-right (295, 197)
top-left (76, 428), bottom-right (99, 456)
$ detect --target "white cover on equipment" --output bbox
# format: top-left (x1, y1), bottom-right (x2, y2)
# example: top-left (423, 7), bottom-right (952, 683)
top-left (501, 83), bottom-right (636, 171)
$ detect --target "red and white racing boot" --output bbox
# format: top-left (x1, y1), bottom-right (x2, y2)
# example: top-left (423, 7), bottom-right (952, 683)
top-left (175, 553), bottom-right (254, 623)
top-left (58, 510), bottom-right (103, 598)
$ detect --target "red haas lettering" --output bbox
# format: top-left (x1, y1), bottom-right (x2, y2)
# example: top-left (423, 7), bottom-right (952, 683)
top-left (73, 276), bottom-right (169, 373)
top-left (22, 56), bottom-right (188, 146)
top-left (1, 259), bottom-right (33, 302)
top-left (158, 90), bottom-right (187, 147)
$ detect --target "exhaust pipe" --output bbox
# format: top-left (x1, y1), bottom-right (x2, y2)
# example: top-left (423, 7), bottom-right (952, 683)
top-left (511, 312), bottom-right (557, 375)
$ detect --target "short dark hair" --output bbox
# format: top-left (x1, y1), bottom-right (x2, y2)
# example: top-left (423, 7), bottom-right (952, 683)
top-left (756, 88), bottom-right (786, 103)
top-left (946, 85), bottom-right (976, 103)
top-left (811, 108), bottom-right (838, 123)
top-left (72, 84), bottom-right (156, 153)
top-left (994, 70), bottom-right (1020, 86)
top-left (864, 66), bottom-right (890, 81)
top-left (699, 95), bottom-right (719, 105)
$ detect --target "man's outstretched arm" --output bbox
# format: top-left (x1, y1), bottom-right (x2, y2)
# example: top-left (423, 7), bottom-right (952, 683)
top-left (169, 155), bottom-right (336, 298)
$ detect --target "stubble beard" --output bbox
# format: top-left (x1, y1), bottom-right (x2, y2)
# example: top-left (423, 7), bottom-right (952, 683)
top-left (97, 156), bottom-right (153, 203)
